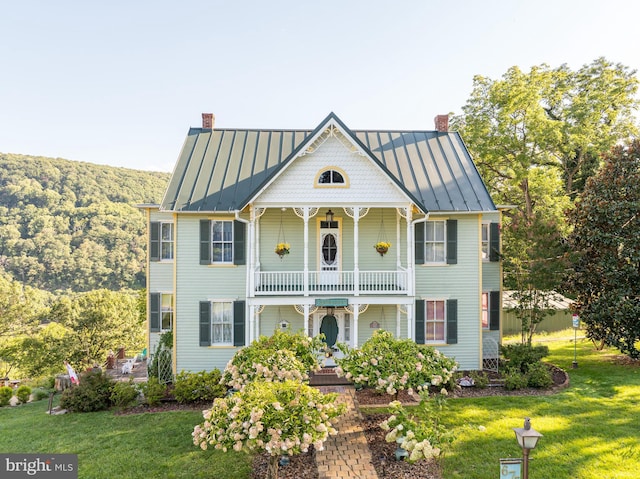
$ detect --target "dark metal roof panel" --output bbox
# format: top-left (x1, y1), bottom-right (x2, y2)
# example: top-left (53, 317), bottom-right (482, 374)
top-left (161, 121), bottom-right (495, 213)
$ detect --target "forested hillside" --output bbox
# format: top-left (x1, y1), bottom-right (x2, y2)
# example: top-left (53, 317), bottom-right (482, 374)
top-left (0, 153), bottom-right (170, 292)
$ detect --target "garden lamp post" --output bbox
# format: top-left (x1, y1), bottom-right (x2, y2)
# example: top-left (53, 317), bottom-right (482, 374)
top-left (513, 417), bottom-right (543, 479)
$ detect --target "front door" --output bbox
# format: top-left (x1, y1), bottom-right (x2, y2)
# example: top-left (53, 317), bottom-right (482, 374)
top-left (312, 312), bottom-right (352, 347)
top-left (319, 223), bottom-right (340, 286)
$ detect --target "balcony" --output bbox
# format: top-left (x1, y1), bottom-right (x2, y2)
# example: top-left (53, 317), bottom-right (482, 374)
top-left (253, 268), bottom-right (409, 296)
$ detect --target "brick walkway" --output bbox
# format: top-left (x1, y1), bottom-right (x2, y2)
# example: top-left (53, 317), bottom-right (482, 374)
top-left (315, 386), bottom-right (379, 479)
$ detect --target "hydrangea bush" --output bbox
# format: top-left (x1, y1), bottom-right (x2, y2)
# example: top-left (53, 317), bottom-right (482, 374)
top-left (193, 380), bottom-right (345, 479)
top-left (379, 392), bottom-right (454, 463)
top-left (335, 330), bottom-right (458, 396)
top-left (221, 330), bottom-right (324, 390)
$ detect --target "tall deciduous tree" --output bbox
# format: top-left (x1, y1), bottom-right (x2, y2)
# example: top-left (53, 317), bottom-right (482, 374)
top-left (49, 289), bottom-right (145, 368)
top-left (566, 141), bottom-right (640, 358)
top-left (452, 58), bottom-right (638, 341)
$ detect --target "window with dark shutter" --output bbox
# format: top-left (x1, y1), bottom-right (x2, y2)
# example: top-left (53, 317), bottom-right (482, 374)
top-left (233, 221), bottom-right (246, 265)
top-left (149, 293), bottom-right (160, 332)
top-left (490, 222), bottom-right (500, 262)
top-left (446, 299), bottom-right (458, 344)
top-left (415, 299), bottom-right (425, 344)
top-left (233, 301), bottom-right (245, 347)
top-left (446, 219), bottom-right (457, 265)
top-left (415, 223), bottom-right (425, 265)
top-left (199, 301), bottom-right (211, 346)
top-left (200, 220), bottom-right (211, 264)
top-left (150, 222), bottom-right (160, 261)
top-left (489, 291), bottom-right (500, 330)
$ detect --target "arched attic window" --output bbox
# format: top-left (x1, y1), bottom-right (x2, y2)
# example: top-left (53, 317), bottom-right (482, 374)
top-left (315, 167), bottom-right (349, 188)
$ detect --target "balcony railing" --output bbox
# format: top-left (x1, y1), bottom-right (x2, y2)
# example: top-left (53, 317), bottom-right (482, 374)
top-left (253, 268), bottom-right (408, 295)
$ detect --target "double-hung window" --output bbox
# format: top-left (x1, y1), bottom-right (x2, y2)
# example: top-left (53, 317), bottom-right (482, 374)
top-left (150, 222), bottom-right (174, 261)
top-left (482, 222), bottom-right (501, 262)
top-left (415, 219), bottom-right (457, 265)
top-left (200, 219), bottom-right (246, 265)
top-left (415, 298), bottom-right (458, 344)
top-left (425, 221), bottom-right (446, 263)
top-left (482, 291), bottom-right (501, 330)
top-left (426, 300), bottom-right (446, 342)
top-left (149, 292), bottom-right (173, 332)
top-left (199, 300), bottom-right (245, 347)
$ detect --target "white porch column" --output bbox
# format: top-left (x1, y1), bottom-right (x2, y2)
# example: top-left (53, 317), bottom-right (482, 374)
top-left (249, 304), bottom-right (256, 343)
top-left (352, 303), bottom-right (359, 348)
top-left (304, 304), bottom-right (310, 336)
top-left (406, 206), bottom-right (414, 296)
top-left (407, 302), bottom-right (413, 341)
top-left (396, 305), bottom-right (401, 338)
top-left (248, 207), bottom-right (257, 297)
top-left (353, 207), bottom-right (360, 296)
top-left (303, 207), bottom-right (309, 296)
top-left (396, 210), bottom-right (401, 268)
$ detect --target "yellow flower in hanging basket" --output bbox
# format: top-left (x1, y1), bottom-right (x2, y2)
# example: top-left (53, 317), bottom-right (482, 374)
top-left (275, 242), bottom-right (290, 257)
top-left (374, 241), bottom-right (391, 256)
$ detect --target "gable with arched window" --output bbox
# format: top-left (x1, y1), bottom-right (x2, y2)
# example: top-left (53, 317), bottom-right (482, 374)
top-left (315, 166), bottom-right (349, 187)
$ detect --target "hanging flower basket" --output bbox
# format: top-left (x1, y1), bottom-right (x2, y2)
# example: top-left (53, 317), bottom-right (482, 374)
top-left (275, 242), bottom-right (290, 258)
top-left (374, 241), bottom-right (391, 256)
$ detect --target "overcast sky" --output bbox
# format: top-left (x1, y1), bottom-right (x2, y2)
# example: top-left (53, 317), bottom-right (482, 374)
top-left (1, 0), bottom-right (639, 172)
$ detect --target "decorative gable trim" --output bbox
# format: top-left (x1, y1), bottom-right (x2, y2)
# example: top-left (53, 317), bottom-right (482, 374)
top-left (244, 113), bottom-right (426, 212)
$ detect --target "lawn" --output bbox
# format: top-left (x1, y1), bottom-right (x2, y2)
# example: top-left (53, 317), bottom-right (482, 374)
top-left (1, 337), bottom-right (639, 479)
top-left (440, 336), bottom-right (640, 479)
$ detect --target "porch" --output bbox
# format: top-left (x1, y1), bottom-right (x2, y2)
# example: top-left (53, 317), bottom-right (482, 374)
top-left (253, 268), bottom-right (409, 295)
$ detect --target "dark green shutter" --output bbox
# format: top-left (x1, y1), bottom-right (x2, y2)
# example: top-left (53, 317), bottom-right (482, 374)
top-left (150, 222), bottom-right (160, 261)
top-left (200, 220), bottom-right (211, 265)
top-left (199, 301), bottom-right (211, 346)
top-left (414, 223), bottom-right (425, 265)
top-left (489, 222), bottom-right (500, 262)
top-left (149, 293), bottom-right (160, 332)
top-left (233, 300), bottom-right (245, 347)
top-left (446, 219), bottom-right (457, 265)
top-left (489, 291), bottom-right (500, 331)
top-left (446, 299), bottom-right (458, 344)
top-left (415, 299), bottom-right (425, 344)
top-left (233, 221), bottom-right (246, 265)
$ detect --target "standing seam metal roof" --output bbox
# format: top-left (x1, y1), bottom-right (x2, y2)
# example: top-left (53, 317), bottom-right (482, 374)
top-left (160, 113), bottom-right (496, 213)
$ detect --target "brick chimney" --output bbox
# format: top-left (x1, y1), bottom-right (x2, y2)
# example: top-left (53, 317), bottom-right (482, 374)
top-left (434, 114), bottom-right (449, 132)
top-left (202, 113), bottom-right (215, 129)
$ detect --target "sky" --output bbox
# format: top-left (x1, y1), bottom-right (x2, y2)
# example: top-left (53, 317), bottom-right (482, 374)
top-left (1, 0), bottom-right (639, 173)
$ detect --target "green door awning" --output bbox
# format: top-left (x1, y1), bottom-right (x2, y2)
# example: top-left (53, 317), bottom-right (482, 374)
top-left (315, 298), bottom-right (349, 307)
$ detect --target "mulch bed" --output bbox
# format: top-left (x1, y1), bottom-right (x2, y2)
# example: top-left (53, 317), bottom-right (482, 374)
top-left (116, 364), bottom-right (569, 479)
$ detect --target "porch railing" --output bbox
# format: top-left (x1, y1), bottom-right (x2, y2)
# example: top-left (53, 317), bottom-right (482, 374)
top-left (254, 268), bottom-right (408, 295)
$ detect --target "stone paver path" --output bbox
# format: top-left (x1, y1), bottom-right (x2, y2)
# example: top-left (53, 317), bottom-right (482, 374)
top-left (315, 386), bottom-right (379, 479)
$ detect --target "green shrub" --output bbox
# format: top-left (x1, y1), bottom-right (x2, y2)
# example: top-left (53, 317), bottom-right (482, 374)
top-left (335, 330), bottom-right (458, 396)
top-left (526, 362), bottom-right (553, 388)
top-left (16, 385), bottom-right (32, 404)
top-left (31, 388), bottom-right (51, 402)
top-left (221, 330), bottom-right (324, 390)
top-left (470, 371), bottom-right (489, 389)
top-left (110, 379), bottom-right (140, 408)
top-left (139, 377), bottom-right (166, 406)
top-left (503, 368), bottom-right (529, 390)
top-left (59, 371), bottom-right (115, 412)
top-left (0, 386), bottom-right (12, 407)
top-left (172, 370), bottom-right (226, 404)
top-left (501, 344), bottom-right (549, 373)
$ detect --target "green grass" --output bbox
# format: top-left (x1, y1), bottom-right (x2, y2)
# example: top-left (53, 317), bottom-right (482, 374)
top-left (1, 337), bottom-right (639, 479)
top-left (441, 337), bottom-right (640, 479)
top-left (0, 404), bottom-right (252, 478)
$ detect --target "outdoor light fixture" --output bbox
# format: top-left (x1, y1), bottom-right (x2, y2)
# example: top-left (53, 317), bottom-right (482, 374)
top-left (327, 306), bottom-right (335, 316)
top-left (513, 417), bottom-right (543, 479)
top-left (325, 209), bottom-right (334, 223)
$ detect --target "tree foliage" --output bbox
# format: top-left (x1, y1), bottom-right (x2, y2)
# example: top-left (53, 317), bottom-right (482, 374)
top-left (452, 58), bottom-right (638, 342)
top-left (0, 153), bottom-right (169, 292)
top-left (49, 289), bottom-right (146, 369)
top-left (565, 140), bottom-right (640, 358)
